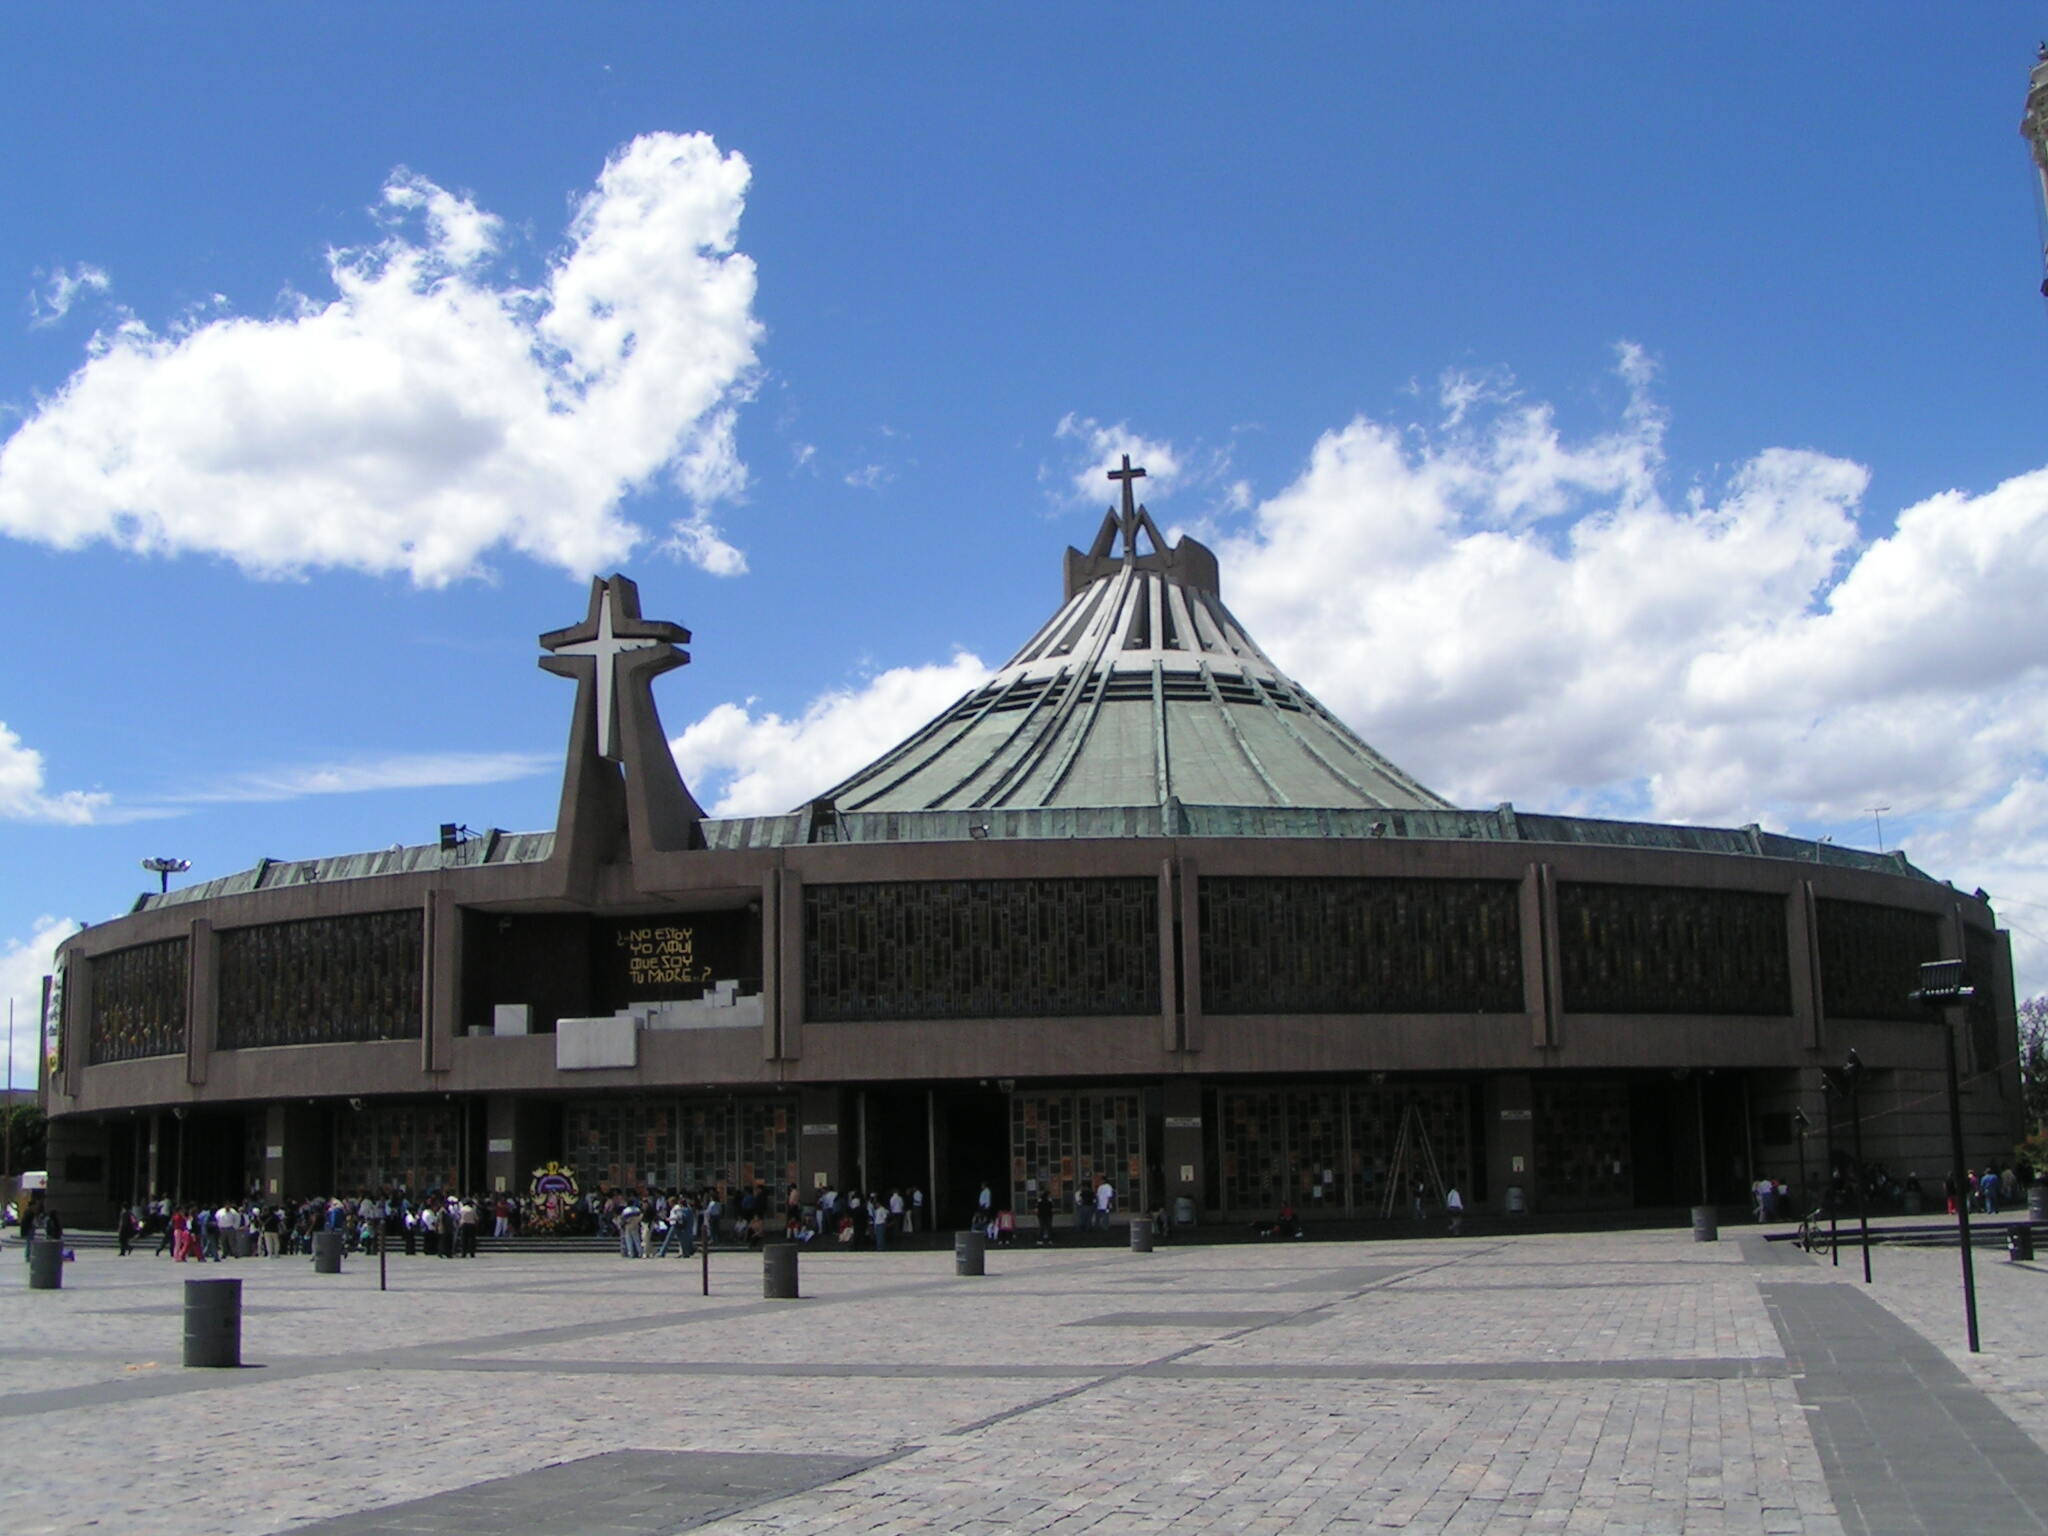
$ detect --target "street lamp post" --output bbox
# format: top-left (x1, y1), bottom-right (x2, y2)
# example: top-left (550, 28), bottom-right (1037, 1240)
top-left (1826, 1050), bottom-right (1872, 1284)
top-left (1821, 1082), bottom-right (1840, 1268)
top-left (1792, 1107), bottom-right (1810, 1230)
top-left (1912, 959), bottom-right (1981, 1354)
top-left (140, 857), bottom-right (190, 895)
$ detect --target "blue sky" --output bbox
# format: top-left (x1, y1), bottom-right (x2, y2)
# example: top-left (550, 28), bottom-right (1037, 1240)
top-left (5, 9), bottom-right (2048, 1080)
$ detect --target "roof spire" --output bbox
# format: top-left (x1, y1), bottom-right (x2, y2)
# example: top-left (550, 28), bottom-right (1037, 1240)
top-left (1107, 454), bottom-right (1147, 562)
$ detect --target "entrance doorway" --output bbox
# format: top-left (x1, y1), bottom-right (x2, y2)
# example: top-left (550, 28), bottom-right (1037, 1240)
top-left (1631, 1072), bottom-right (1750, 1206)
top-left (174, 1110), bottom-right (251, 1203)
top-left (934, 1084), bottom-right (1008, 1230)
top-left (858, 1086), bottom-right (929, 1207)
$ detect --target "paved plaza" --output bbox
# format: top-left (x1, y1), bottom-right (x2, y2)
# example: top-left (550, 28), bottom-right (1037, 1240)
top-left (10, 1222), bottom-right (2048, 1534)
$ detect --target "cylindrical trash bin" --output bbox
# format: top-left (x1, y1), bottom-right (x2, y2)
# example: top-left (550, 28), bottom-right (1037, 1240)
top-left (954, 1229), bottom-right (985, 1277)
top-left (1903, 1188), bottom-right (1924, 1216)
top-left (1504, 1186), bottom-right (1526, 1214)
top-left (2010, 1225), bottom-right (2036, 1263)
top-left (2030, 1183), bottom-right (2048, 1223)
top-left (183, 1278), bottom-right (242, 1367)
top-left (1129, 1216), bottom-right (1154, 1253)
top-left (27, 1239), bottom-right (63, 1290)
top-left (763, 1243), bottom-right (799, 1299)
top-left (234, 1229), bottom-right (254, 1259)
top-left (312, 1231), bottom-right (343, 1274)
top-left (1173, 1196), bottom-right (1196, 1228)
top-left (1691, 1205), bottom-right (1719, 1243)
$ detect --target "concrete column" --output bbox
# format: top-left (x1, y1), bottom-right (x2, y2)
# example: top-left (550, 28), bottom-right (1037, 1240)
top-left (1789, 882), bottom-right (1822, 1052)
top-left (44, 1114), bottom-right (113, 1227)
top-left (1162, 1078), bottom-right (1204, 1215)
top-left (423, 889), bottom-right (460, 1074)
top-left (266, 1102), bottom-right (324, 1199)
top-left (187, 919), bottom-right (216, 1088)
top-left (779, 868), bottom-right (806, 1062)
top-left (484, 1095), bottom-right (520, 1197)
top-left (760, 870), bottom-right (784, 1060)
top-left (797, 1085), bottom-right (843, 1199)
top-left (1484, 1074), bottom-right (1536, 1212)
top-left (261, 1104), bottom-right (286, 1197)
top-left (1178, 855), bottom-right (1203, 1055)
top-left (1520, 865), bottom-right (1559, 1050)
top-left (1158, 858), bottom-right (1180, 1053)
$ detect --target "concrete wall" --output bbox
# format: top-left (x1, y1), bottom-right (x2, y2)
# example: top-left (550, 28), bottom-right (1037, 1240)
top-left (43, 831), bottom-right (2022, 1225)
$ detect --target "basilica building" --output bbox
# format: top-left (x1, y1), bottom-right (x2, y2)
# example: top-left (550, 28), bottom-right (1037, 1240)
top-left (43, 464), bottom-right (2020, 1227)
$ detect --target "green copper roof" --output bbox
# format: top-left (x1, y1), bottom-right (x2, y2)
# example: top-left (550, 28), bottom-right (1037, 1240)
top-left (817, 530), bottom-right (1451, 815)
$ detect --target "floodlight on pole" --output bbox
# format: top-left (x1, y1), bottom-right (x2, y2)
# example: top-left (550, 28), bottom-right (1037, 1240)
top-left (1826, 1048), bottom-right (1873, 1284)
top-left (1911, 958), bottom-right (1980, 1353)
top-left (140, 857), bottom-right (191, 894)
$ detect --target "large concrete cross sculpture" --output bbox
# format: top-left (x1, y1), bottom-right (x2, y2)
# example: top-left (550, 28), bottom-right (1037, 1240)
top-left (539, 576), bottom-right (691, 762)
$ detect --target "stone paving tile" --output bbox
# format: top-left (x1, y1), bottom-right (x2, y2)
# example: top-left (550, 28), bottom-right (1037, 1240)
top-left (4, 1226), bottom-right (2037, 1535)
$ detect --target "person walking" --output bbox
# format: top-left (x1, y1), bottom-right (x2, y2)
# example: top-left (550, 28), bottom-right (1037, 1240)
top-left (1036, 1186), bottom-right (1055, 1246)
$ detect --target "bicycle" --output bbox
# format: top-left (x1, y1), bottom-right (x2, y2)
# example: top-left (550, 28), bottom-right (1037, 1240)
top-left (1798, 1208), bottom-right (1833, 1257)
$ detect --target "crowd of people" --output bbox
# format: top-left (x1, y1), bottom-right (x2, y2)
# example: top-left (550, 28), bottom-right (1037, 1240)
top-left (8, 1171), bottom-right (1154, 1260)
top-left (93, 1193), bottom-right (496, 1259)
top-left (1754, 1159), bottom-right (2036, 1221)
top-left (606, 1182), bottom-right (931, 1256)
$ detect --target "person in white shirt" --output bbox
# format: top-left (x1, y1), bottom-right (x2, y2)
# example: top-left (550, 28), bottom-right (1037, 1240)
top-left (1095, 1179), bottom-right (1115, 1226)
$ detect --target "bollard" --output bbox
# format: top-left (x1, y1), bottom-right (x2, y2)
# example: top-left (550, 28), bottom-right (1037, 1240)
top-left (312, 1231), bottom-right (344, 1274)
top-left (28, 1239), bottom-right (63, 1290)
top-left (2010, 1225), bottom-right (2036, 1263)
top-left (1691, 1205), bottom-right (1719, 1243)
top-left (763, 1243), bottom-right (799, 1299)
top-left (183, 1278), bottom-right (242, 1367)
top-left (1129, 1216), bottom-right (1154, 1253)
top-left (954, 1229), bottom-right (985, 1277)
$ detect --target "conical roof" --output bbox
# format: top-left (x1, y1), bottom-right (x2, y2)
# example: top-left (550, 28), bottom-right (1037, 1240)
top-left (817, 463), bottom-right (1451, 815)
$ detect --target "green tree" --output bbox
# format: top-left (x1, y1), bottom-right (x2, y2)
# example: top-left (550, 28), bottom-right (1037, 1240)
top-left (2021, 995), bottom-right (2048, 1135)
top-left (1, 1100), bottom-right (45, 1173)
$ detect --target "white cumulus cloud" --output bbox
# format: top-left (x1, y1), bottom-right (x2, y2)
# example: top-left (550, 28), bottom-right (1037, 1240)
top-left (0, 721), bottom-right (108, 824)
top-left (0, 132), bottom-right (762, 585)
top-left (1210, 346), bottom-right (2048, 994)
top-left (670, 652), bottom-right (993, 816)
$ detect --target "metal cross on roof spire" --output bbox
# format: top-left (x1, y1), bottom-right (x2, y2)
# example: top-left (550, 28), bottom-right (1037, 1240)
top-left (1107, 454), bottom-right (1147, 562)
